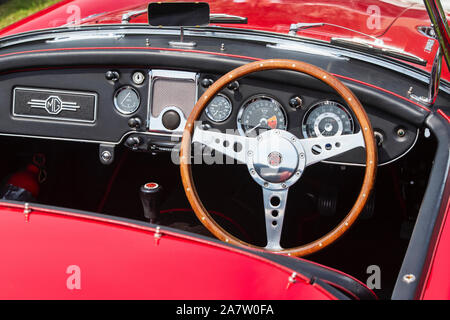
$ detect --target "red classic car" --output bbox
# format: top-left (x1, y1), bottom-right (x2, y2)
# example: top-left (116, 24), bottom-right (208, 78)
top-left (0, 0), bottom-right (448, 302)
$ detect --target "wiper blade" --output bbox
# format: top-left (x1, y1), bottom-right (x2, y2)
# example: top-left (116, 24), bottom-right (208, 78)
top-left (289, 22), bottom-right (383, 44)
top-left (121, 10), bottom-right (247, 24)
top-left (209, 14), bottom-right (248, 24)
top-left (290, 22), bottom-right (427, 66)
top-left (331, 37), bottom-right (427, 66)
top-left (122, 9), bottom-right (147, 24)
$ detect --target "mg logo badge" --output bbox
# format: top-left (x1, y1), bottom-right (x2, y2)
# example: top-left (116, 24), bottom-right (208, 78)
top-left (268, 151), bottom-right (282, 167)
top-left (45, 96), bottom-right (63, 114)
top-left (27, 95), bottom-right (80, 115)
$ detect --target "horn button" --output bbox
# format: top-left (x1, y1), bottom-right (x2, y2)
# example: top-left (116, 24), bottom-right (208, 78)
top-left (247, 130), bottom-right (306, 189)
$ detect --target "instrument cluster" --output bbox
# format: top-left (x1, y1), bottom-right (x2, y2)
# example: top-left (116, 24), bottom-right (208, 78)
top-left (103, 69), bottom-right (416, 167)
top-left (203, 90), bottom-right (356, 140)
top-left (195, 73), bottom-right (416, 166)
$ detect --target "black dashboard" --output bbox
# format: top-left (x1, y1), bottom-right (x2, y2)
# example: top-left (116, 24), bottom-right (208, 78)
top-left (0, 65), bottom-right (419, 166)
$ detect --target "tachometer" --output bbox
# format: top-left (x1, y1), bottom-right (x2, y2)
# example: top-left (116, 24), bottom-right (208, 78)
top-left (302, 101), bottom-right (354, 138)
top-left (205, 94), bottom-right (232, 122)
top-left (237, 95), bottom-right (287, 136)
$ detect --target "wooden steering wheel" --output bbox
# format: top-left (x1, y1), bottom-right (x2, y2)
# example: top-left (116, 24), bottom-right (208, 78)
top-left (180, 59), bottom-right (377, 257)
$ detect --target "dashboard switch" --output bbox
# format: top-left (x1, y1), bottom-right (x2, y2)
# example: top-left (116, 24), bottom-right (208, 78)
top-left (201, 78), bottom-right (214, 88)
top-left (162, 110), bottom-right (181, 130)
top-left (374, 131), bottom-right (384, 147)
top-left (289, 96), bottom-right (303, 109)
top-left (128, 117), bottom-right (142, 129)
top-left (105, 70), bottom-right (120, 82)
top-left (227, 81), bottom-right (239, 91)
top-left (125, 136), bottom-right (142, 150)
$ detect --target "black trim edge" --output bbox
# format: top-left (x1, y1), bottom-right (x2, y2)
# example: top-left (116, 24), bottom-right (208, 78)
top-left (391, 112), bottom-right (450, 299)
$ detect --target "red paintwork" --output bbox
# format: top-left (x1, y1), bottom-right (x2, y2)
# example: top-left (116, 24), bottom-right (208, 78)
top-left (0, 0), bottom-right (448, 300)
top-left (0, 201), bottom-right (337, 299)
top-left (419, 109), bottom-right (450, 299)
top-left (0, 0), bottom-right (417, 36)
top-left (0, 0), bottom-right (447, 77)
top-left (420, 188), bottom-right (450, 300)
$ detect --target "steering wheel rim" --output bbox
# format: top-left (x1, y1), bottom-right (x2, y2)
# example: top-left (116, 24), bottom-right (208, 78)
top-left (180, 59), bottom-right (377, 257)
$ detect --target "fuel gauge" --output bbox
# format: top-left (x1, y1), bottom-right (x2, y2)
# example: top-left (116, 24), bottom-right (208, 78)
top-left (114, 86), bottom-right (140, 115)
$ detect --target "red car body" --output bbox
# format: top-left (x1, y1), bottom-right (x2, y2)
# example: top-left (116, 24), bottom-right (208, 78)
top-left (0, 0), bottom-right (448, 300)
top-left (1, 0), bottom-right (448, 78)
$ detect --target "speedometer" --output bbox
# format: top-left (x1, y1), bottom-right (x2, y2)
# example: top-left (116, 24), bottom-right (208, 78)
top-left (237, 95), bottom-right (287, 136)
top-left (302, 101), bottom-right (354, 138)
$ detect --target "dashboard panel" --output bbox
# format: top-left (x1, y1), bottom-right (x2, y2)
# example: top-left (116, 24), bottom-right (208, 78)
top-left (0, 67), bottom-right (418, 166)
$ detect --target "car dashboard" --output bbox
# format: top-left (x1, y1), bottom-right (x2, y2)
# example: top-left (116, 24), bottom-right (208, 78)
top-left (0, 65), bottom-right (419, 166)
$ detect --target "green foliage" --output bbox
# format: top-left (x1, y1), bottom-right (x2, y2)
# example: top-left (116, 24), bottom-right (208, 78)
top-left (0, 0), bottom-right (60, 29)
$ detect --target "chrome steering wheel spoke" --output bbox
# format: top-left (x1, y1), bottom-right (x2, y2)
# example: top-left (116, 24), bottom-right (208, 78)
top-left (302, 131), bottom-right (365, 167)
top-left (192, 127), bottom-right (256, 164)
top-left (262, 187), bottom-right (289, 251)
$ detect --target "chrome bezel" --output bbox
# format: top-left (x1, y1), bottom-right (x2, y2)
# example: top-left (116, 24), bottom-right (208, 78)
top-left (237, 94), bottom-right (288, 137)
top-left (147, 69), bottom-right (199, 133)
top-left (301, 100), bottom-right (354, 138)
top-left (113, 85), bottom-right (140, 115)
top-left (205, 93), bottom-right (233, 123)
top-left (246, 129), bottom-right (306, 191)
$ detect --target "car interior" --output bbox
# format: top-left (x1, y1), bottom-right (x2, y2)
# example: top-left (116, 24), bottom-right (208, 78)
top-left (0, 7), bottom-right (448, 298)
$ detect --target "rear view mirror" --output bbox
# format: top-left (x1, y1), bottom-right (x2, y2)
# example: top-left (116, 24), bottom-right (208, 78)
top-left (148, 2), bottom-right (210, 27)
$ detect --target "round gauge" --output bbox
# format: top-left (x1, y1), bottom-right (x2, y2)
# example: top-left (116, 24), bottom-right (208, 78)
top-left (205, 94), bottom-right (232, 122)
top-left (302, 101), bottom-right (354, 138)
top-left (114, 86), bottom-right (140, 115)
top-left (237, 95), bottom-right (287, 136)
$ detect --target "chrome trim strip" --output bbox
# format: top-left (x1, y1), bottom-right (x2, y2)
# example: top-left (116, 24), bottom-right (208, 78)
top-left (330, 37), bottom-right (427, 66)
top-left (1, 26), bottom-right (447, 94)
top-left (0, 129), bottom-right (182, 146)
top-left (423, 0), bottom-right (450, 69)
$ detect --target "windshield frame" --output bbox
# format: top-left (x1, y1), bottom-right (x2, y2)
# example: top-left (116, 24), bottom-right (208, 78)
top-left (0, 23), bottom-right (447, 96)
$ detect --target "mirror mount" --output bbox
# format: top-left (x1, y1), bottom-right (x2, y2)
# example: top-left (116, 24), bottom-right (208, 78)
top-left (169, 27), bottom-right (197, 48)
top-left (410, 0), bottom-right (450, 109)
top-left (408, 46), bottom-right (442, 108)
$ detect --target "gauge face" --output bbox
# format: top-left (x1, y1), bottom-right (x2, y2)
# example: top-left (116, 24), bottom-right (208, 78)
top-left (237, 96), bottom-right (287, 136)
top-left (114, 86), bottom-right (140, 115)
top-left (205, 94), bottom-right (232, 122)
top-left (302, 101), bottom-right (354, 138)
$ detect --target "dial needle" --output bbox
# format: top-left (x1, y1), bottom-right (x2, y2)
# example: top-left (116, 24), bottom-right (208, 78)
top-left (246, 123), bottom-right (262, 135)
top-left (121, 92), bottom-right (131, 104)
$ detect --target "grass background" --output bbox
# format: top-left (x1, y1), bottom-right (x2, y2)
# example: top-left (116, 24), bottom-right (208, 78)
top-left (0, 0), bottom-right (60, 29)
